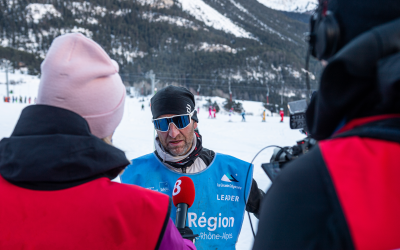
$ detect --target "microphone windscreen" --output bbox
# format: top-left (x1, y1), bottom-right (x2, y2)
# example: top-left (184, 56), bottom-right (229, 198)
top-left (172, 176), bottom-right (195, 208)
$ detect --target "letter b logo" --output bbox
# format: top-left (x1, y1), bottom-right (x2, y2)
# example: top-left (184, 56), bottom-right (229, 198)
top-left (173, 180), bottom-right (182, 196)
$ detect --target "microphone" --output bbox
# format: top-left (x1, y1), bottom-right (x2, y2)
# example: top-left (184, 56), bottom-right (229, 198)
top-left (172, 176), bottom-right (195, 230)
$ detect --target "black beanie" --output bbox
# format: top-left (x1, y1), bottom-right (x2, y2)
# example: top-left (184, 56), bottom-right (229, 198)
top-left (151, 86), bottom-right (198, 122)
top-left (328, 0), bottom-right (400, 51)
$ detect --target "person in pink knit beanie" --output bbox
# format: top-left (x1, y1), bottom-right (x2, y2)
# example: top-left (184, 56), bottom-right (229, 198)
top-left (0, 33), bottom-right (196, 250)
top-left (37, 32), bottom-right (125, 140)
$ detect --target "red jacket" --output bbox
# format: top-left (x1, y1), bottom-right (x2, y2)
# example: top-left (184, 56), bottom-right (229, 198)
top-left (0, 176), bottom-right (170, 249)
top-left (320, 115), bottom-right (400, 250)
top-left (254, 115), bottom-right (400, 249)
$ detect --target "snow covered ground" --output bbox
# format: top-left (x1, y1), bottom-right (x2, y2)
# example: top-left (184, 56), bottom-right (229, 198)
top-left (0, 77), bottom-right (305, 249)
top-left (0, 70), bottom-right (40, 99)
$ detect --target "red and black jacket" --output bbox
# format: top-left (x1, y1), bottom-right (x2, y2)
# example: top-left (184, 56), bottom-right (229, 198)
top-left (253, 115), bottom-right (400, 250)
top-left (0, 105), bottom-right (171, 250)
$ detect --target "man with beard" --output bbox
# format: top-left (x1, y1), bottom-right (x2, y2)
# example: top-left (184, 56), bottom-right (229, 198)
top-left (121, 85), bottom-right (264, 250)
top-left (253, 0), bottom-right (400, 249)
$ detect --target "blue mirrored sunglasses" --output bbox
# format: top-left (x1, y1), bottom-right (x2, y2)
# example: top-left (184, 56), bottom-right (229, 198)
top-left (152, 111), bottom-right (194, 132)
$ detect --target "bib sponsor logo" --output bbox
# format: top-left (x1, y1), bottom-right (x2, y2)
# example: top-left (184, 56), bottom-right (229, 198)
top-left (159, 182), bottom-right (169, 192)
top-left (146, 187), bottom-right (159, 191)
top-left (221, 173), bottom-right (238, 182)
top-left (217, 194), bottom-right (239, 202)
top-left (217, 183), bottom-right (242, 190)
top-left (188, 212), bottom-right (235, 232)
top-left (197, 232), bottom-right (233, 240)
top-left (173, 179), bottom-right (182, 196)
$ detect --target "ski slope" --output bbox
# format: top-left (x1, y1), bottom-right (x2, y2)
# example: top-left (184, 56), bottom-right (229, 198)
top-left (0, 79), bottom-right (305, 250)
top-left (177, 0), bottom-right (254, 39)
top-left (256, 0), bottom-right (318, 13)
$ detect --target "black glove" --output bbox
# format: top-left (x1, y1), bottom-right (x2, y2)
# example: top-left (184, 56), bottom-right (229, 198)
top-left (245, 179), bottom-right (265, 219)
top-left (178, 227), bottom-right (198, 243)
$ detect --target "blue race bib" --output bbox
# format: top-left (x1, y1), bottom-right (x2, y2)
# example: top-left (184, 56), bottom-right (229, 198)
top-left (121, 153), bottom-right (253, 250)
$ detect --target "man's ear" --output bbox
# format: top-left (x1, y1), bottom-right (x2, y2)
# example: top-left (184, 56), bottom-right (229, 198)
top-left (194, 122), bottom-right (198, 130)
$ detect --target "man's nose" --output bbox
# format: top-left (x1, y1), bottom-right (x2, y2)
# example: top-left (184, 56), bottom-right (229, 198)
top-left (168, 123), bottom-right (180, 138)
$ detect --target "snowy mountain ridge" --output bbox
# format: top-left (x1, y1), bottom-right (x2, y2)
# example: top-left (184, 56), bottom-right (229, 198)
top-left (23, 0), bottom-right (313, 42)
top-left (256, 0), bottom-right (318, 13)
top-left (176, 0), bottom-right (255, 39)
top-left (1, 0), bottom-right (321, 105)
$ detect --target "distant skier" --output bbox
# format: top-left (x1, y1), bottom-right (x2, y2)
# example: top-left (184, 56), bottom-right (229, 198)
top-left (19, 96), bottom-right (22, 103)
top-left (197, 106), bottom-right (200, 114)
top-left (213, 106), bottom-right (216, 119)
top-left (229, 108), bottom-right (233, 122)
top-left (280, 108), bottom-right (284, 123)
top-left (141, 104), bottom-right (144, 110)
top-left (262, 110), bottom-right (266, 122)
top-left (24, 97), bottom-right (27, 103)
top-left (28, 97), bottom-right (31, 104)
top-left (241, 109), bottom-right (246, 122)
top-left (208, 106), bottom-right (212, 118)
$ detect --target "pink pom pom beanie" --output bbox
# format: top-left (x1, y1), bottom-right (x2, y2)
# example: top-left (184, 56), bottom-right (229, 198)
top-left (37, 33), bottom-right (126, 139)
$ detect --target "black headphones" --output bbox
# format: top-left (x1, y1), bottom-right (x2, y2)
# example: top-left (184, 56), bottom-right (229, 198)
top-left (308, 1), bottom-right (341, 60)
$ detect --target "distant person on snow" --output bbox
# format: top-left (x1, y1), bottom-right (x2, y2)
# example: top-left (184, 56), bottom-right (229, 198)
top-left (279, 108), bottom-right (284, 123)
top-left (241, 109), bottom-right (246, 122)
top-left (213, 106), bottom-right (216, 118)
top-left (208, 106), bottom-right (212, 118)
top-left (229, 107), bottom-right (233, 122)
top-left (0, 33), bottom-right (195, 250)
top-left (141, 103), bottom-right (144, 110)
top-left (262, 110), bottom-right (266, 122)
top-left (121, 85), bottom-right (264, 250)
top-left (28, 97), bottom-right (31, 104)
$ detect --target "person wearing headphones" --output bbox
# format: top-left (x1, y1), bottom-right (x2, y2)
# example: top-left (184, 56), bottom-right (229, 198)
top-left (253, 0), bottom-right (400, 249)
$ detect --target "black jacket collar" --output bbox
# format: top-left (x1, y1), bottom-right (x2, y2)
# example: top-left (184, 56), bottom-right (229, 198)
top-left (0, 105), bottom-right (130, 190)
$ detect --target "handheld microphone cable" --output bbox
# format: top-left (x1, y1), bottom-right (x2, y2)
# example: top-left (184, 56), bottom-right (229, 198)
top-left (244, 145), bottom-right (289, 239)
top-left (305, 45), bottom-right (312, 101)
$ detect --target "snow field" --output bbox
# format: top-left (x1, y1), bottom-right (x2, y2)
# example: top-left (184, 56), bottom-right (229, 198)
top-left (0, 79), bottom-right (305, 250)
top-left (0, 71), bottom-right (40, 99)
